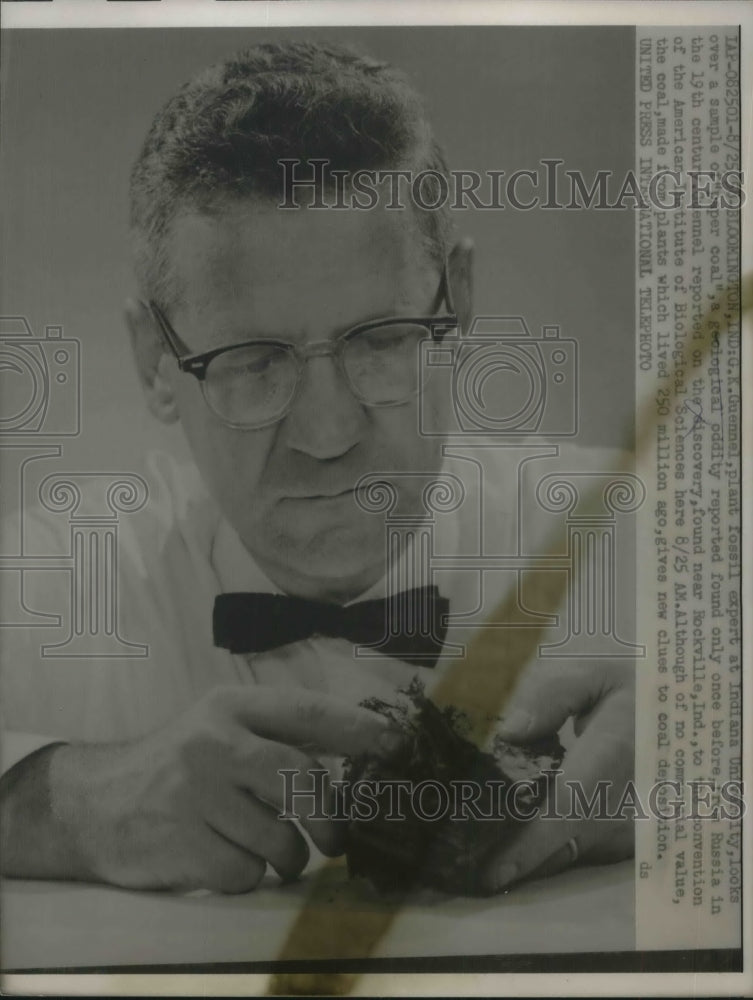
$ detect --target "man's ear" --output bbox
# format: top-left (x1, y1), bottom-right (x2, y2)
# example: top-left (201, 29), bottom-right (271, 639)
top-left (123, 298), bottom-right (179, 424)
top-left (447, 237), bottom-right (473, 335)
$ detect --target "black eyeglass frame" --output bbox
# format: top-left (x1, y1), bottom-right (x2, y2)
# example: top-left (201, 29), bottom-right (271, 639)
top-left (148, 261), bottom-right (458, 428)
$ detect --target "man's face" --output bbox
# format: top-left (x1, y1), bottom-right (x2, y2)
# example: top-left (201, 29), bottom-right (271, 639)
top-left (152, 202), bottom-right (450, 600)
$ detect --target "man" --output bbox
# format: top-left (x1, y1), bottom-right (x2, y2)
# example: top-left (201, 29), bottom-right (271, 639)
top-left (0, 41), bottom-right (634, 895)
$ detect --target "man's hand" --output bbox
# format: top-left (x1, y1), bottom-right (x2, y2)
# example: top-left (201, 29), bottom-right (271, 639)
top-left (483, 659), bottom-right (636, 893)
top-left (1, 686), bottom-right (403, 893)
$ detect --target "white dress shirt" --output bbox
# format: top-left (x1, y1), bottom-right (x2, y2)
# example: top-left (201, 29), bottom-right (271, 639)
top-left (1, 441), bottom-right (626, 772)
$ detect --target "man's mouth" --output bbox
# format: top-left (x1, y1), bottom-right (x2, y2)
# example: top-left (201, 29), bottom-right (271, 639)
top-left (305, 487), bottom-right (355, 500)
top-left (286, 486), bottom-right (366, 502)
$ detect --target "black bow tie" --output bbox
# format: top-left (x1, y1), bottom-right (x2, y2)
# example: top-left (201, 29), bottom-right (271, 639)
top-left (213, 586), bottom-right (449, 667)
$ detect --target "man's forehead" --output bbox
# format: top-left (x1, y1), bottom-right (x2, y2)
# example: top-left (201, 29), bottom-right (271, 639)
top-left (167, 199), bottom-right (434, 319)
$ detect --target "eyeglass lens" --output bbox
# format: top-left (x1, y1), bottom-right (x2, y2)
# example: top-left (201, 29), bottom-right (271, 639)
top-left (203, 322), bottom-right (430, 426)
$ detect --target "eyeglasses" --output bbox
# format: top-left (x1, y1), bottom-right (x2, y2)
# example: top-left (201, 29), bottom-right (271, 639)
top-left (149, 264), bottom-right (458, 430)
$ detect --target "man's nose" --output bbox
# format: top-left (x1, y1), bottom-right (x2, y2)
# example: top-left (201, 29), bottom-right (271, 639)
top-left (281, 354), bottom-right (367, 459)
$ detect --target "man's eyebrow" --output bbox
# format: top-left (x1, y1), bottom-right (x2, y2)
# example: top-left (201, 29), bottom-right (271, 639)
top-left (215, 296), bottom-right (441, 346)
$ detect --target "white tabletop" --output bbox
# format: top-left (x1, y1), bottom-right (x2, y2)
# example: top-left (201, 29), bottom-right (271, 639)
top-left (2, 859), bottom-right (634, 970)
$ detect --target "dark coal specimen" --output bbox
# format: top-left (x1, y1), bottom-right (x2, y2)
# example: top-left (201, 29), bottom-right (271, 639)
top-left (344, 679), bottom-right (564, 896)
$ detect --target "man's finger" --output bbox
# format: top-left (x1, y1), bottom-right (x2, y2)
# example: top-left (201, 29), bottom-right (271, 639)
top-left (524, 839), bottom-right (578, 882)
top-left (496, 659), bottom-right (633, 742)
top-left (495, 660), bottom-right (602, 741)
top-left (485, 807), bottom-right (629, 894)
top-left (203, 787), bottom-right (310, 883)
top-left (227, 686), bottom-right (406, 758)
top-left (194, 827), bottom-right (268, 895)
top-left (483, 692), bottom-right (634, 892)
top-left (484, 814), bottom-right (582, 893)
top-left (231, 733), bottom-right (345, 858)
top-left (585, 820), bottom-right (635, 864)
top-left (523, 818), bottom-right (635, 885)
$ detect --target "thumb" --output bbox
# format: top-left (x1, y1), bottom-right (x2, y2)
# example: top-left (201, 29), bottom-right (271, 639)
top-left (496, 661), bottom-right (600, 741)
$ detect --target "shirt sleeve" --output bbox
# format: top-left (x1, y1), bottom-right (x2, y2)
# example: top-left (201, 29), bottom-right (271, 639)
top-left (0, 729), bottom-right (65, 776)
top-left (1, 506), bottom-right (71, 773)
top-left (0, 454), bottom-right (236, 747)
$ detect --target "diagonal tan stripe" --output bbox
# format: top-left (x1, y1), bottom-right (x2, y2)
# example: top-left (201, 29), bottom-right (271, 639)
top-left (267, 856), bottom-right (404, 997)
top-left (267, 276), bottom-right (749, 996)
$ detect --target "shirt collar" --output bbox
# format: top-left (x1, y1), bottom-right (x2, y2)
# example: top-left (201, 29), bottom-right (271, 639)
top-left (211, 518), bottom-right (284, 596)
top-left (211, 515), bottom-right (437, 604)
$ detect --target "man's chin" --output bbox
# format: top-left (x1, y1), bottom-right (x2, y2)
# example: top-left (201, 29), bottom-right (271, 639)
top-left (245, 498), bottom-right (390, 597)
top-left (299, 530), bottom-right (384, 583)
top-left (263, 522), bottom-right (386, 598)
